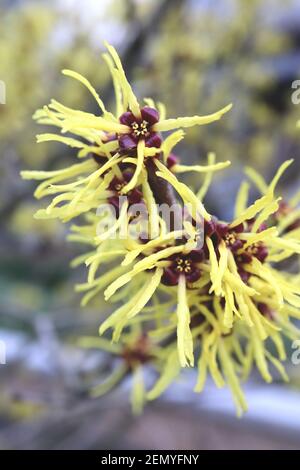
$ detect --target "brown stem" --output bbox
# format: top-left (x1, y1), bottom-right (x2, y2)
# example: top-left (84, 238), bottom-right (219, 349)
top-left (145, 156), bottom-right (181, 232)
top-left (145, 158), bottom-right (177, 207)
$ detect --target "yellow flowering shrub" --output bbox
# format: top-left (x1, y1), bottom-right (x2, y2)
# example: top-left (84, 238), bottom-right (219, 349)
top-left (22, 43), bottom-right (300, 415)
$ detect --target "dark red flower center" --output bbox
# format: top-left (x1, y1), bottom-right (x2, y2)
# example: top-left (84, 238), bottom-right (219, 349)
top-left (203, 217), bottom-right (268, 286)
top-left (121, 335), bottom-right (152, 369)
top-left (236, 241), bottom-right (268, 264)
top-left (131, 120), bottom-right (150, 137)
top-left (275, 200), bottom-right (300, 233)
top-left (224, 231), bottom-right (244, 251)
top-left (108, 174), bottom-right (143, 215)
top-left (161, 250), bottom-right (204, 286)
top-left (257, 302), bottom-right (274, 320)
top-left (166, 153), bottom-right (179, 170)
top-left (175, 257), bottom-right (193, 274)
top-left (119, 106), bottom-right (162, 151)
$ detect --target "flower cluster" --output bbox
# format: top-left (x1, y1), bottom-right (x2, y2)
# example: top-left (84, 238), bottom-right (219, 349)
top-left (21, 43), bottom-right (300, 415)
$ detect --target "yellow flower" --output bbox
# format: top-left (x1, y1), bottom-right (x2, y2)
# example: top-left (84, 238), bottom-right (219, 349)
top-left (71, 160), bottom-right (300, 381)
top-left (203, 160), bottom-right (300, 329)
top-left (20, 39), bottom-right (300, 416)
top-left (147, 269), bottom-right (297, 416)
top-left (78, 328), bottom-right (177, 415)
top-left (21, 42), bottom-right (231, 223)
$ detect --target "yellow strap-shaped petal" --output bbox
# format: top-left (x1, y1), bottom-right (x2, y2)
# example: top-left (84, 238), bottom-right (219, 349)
top-left (153, 103), bottom-right (232, 132)
top-left (176, 276), bottom-right (194, 367)
top-left (121, 139), bottom-right (145, 194)
top-left (173, 160), bottom-right (230, 174)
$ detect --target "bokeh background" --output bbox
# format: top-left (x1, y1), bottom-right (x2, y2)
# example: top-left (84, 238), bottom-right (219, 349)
top-left (0, 0), bottom-right (300, 450)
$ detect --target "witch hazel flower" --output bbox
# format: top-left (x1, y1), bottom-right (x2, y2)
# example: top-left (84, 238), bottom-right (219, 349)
top-left (161, 250), bottom-right (204, 286)
top-left (73, 213), bottom-right (205, 364)
top-left (21, 41), bottom-right (231, 224)
top-left (98, 237), bottom-right (200, 368)
top-left (146, 213), bottom-right (300, 417)
top-left (79, 329), bottom-right (170, 414)
top-left (74, 160), bottom-right (300, 373)
top-left (148, 288), bottom-right (292, 417)
top-left (203, 160), bottom-right (300, 330)
top-left (20, 39), bottom-right (300, 416)
top-left (118, 106), bottom-right (162, 151)
top-left (146, 297), bottom-right (249, 416)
